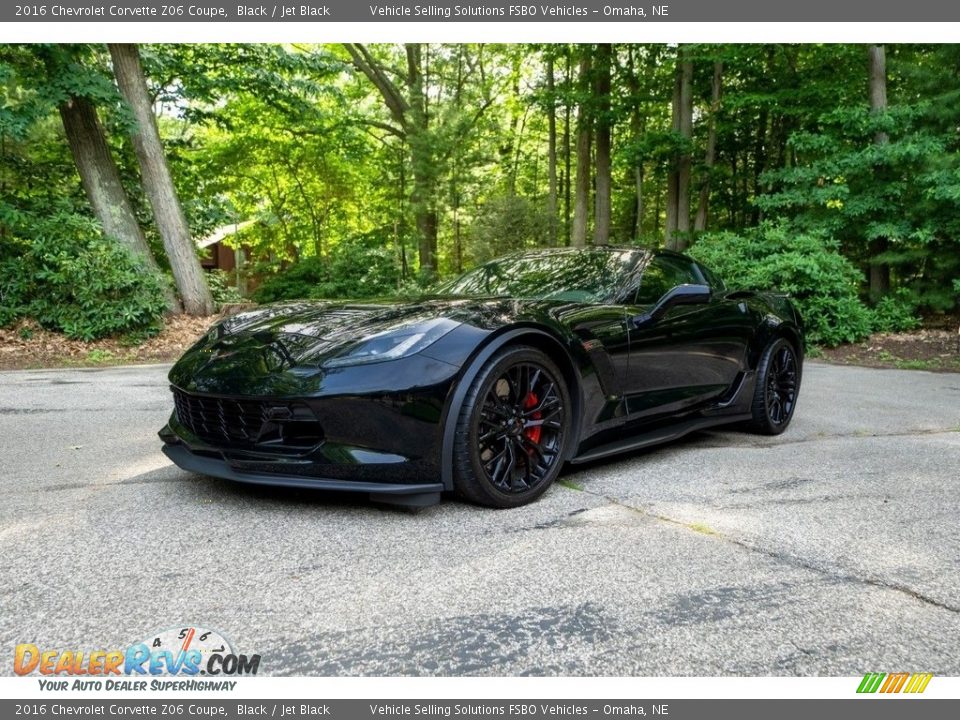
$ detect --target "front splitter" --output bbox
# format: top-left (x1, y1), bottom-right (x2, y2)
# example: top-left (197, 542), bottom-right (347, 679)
top-left (161, 443), bottom-right (444, 508)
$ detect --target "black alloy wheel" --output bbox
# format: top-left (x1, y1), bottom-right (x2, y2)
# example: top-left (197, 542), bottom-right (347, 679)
top-left (766, 344), bottom-right (798, 425)
top-left (748, 337), bottom-right (800, 435)
top-left (453, 346), bottom-right (570, 507)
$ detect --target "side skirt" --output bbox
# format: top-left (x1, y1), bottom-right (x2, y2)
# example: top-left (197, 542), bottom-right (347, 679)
top-left (569, 413), bottom-right (752, 465)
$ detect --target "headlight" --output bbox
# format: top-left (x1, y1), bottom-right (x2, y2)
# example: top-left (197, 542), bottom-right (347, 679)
top-left (322, 318), bottom-right (459, 368)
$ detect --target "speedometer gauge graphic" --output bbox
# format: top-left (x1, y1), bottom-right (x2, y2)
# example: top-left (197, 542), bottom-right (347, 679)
top-left (139, 626), bottom-right (234, 673)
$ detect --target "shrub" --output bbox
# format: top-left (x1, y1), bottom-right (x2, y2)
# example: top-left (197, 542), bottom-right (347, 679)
top-left (206, 269), bottom-right (244, 308)
top-left (689, 223), bottom-right (874, 346)
top-left (0, 254), bottom-right (29, 328)
top-left (0, 209), bottom-right (167, 340)
top-left (870, 289), bottom-right (921, 333)
top-left (253, 234), bottom-right (403, 303)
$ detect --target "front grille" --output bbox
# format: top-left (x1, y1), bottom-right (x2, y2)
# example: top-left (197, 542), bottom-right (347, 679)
top-left (173, 389), bottom-right (269, 446)
top-left (173, 388), bottom-right (323, 452)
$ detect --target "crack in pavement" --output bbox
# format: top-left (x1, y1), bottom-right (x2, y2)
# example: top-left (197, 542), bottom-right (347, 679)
top-left (571, 488), bottom-right (960, 617)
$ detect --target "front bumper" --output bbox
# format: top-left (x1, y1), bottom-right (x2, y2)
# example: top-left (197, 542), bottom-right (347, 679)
top-left (159, 398), bottom-right (447, 506)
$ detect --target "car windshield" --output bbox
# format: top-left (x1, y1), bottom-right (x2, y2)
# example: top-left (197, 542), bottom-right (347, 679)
top-left (434, 249), bottom-right (645, 303)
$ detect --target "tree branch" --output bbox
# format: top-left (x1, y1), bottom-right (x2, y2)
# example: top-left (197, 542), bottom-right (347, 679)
top-left (343, 43), bottom-right (410, 131)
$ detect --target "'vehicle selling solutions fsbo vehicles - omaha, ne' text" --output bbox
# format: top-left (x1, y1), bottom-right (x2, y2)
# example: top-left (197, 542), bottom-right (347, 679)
top-left (160, 247), bottom-right (804, 508)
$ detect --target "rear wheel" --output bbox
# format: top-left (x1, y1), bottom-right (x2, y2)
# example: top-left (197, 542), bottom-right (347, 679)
top-left (747, 337), bottom-right (800, 435)
top-left (453, 346), bottom-right (571, 508)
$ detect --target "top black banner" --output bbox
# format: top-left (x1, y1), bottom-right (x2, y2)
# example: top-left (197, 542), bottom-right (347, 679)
top-left (6, 0), bottom-right (960, 23)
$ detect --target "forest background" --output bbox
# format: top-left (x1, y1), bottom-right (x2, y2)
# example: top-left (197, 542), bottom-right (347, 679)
top-left (2, 43), bottom-right (958, 355)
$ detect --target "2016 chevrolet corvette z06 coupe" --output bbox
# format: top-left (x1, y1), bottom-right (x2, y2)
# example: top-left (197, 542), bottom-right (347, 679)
top-left (160, 247), bottom-right (803, 508)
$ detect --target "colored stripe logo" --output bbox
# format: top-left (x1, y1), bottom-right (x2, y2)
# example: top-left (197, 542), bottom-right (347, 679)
top-left (857, 672), bottom-right (933, 694)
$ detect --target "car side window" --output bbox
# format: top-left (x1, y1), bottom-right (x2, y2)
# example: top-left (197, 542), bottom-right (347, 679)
top-left (632, 255), bottom-right (702, 305)
top-left (697, 262), bottom-right (726, 292)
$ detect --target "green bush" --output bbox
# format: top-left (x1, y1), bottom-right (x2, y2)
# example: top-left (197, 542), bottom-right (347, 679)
top-left (206, 269), bottom-right (244, 308)
top-left (870, 289), bottom-right (921, 333)
top-left (253, 234), bottom-right (403, 303)
top-left (0, 254), bottom-right (29, 328)
top-left (0, 209), bottom-right (167, 340)
top-left (689, 223), bottom-right (873, 346)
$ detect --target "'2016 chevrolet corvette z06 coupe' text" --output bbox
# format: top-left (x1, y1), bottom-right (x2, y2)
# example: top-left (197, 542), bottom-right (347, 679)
top-left (160, 247), bottom-right (803, 508)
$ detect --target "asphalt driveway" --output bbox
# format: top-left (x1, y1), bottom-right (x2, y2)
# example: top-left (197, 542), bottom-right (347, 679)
top-left (0, 362), bottom-right (958, 675)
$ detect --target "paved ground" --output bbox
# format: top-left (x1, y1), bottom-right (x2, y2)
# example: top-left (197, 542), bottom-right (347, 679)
top-left (0, 362), bottom-right (958, 676)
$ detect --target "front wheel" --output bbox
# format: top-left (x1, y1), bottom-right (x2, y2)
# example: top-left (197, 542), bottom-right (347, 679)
top-left (747, 338), bottom-right (801, 435)
top-left (453, 346), bottom-right (571, 508)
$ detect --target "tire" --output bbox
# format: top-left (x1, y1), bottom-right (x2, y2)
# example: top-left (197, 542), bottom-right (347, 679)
top-left (452, 345), bottom-right (571, 508)
top-left (746, 337), bottom-right (801, 435)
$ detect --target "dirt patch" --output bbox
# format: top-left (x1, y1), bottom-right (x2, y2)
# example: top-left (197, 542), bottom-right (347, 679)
top-left (818, 328), bottom-right (960, 373)
top-left (0, 316), bottom-right (216, 371)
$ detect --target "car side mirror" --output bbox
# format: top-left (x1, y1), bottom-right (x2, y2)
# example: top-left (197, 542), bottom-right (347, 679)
top-left (631, 283), bottom-right (711, 328)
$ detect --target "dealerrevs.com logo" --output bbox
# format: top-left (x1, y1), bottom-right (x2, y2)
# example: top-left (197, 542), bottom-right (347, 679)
top-left (15, 626), bottom-right (261, 679)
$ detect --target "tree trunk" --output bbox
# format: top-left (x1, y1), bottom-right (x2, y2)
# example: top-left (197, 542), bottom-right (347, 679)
top-left (571, 52), bottom-right (592, 248)
top-left (653, 168), bottom-right (662, 237)
top-left (868, 44), bottom-right (891, 301)
top-left (869, 46), bottom-right (889, 145)
top-left (58, 95), bottom-right (179, 312)
top-left (563, 50), bottom-right (572, 246)
top-left (694, 61), bottom-right (723, 233)
top-left (452, 47), bottom-right (464, 273)
top-left (109, 43), bottom-right (213, 316)
top-left (625, 46), bottom-right (646, 240)
top-left (546, 53), bottom-right (558, 246)
top-left (751, 107), bottom-right (769, 226)
top-left (664, 56), bottom-right (681, 249)
top-left (397, 143), bottom-right (409, 280)
top-left (634, 166), bottom-right (644, 239)
top-left (404, 43), bottom-right (438, 276)
top-left (675, 52), bottom-right (694, 250)
top-left (412, 166), bottom-right (438, 274)
top-left (593, 44), bottom-right (612, 246)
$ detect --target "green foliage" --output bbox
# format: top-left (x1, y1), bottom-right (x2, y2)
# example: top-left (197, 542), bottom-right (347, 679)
top-left (466, 195), bottom-right (551, 264)
top-left (252, 234), bottom-right (403, 303)
top-left (0, 208), bottom-right (167, 340)
top-left (206, 269), bottom-right (243, 307)
top-left (4, 42), bottom-right (960, 348)
top-left (870, 289), bottom-right (921, 333)
top-left (758, 103), bottom-right (960, 312)
top-left (85, 349), bottom-right (117, 364)
top-left (690, 224), bottom-right (874, 346)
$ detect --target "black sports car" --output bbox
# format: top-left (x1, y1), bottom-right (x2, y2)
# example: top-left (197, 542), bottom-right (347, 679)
top-left (160, 247), bottom-right (803, 508)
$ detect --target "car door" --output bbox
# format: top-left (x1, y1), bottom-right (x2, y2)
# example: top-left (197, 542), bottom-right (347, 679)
top-left (545, 299), bottom-right (630, 437)
top-left (622, 254), bottom-right (753, 420)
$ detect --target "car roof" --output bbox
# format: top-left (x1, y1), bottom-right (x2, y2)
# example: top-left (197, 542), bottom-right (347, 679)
top-left (504, 245), bottom-right (695, 261)
top-left (505, 245), bottom-right (653, 260)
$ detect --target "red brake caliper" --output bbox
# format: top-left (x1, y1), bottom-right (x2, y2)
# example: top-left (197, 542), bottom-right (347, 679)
top-left (523, 391), bottom-right (542, 448)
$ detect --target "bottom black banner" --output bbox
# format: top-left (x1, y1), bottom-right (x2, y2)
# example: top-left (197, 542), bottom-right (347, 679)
top-left (2, 700), bottom-right (957, 720)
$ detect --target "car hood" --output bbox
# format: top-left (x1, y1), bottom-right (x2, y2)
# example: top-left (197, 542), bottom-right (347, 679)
top-left (220, 300), bottom-right (431, 343)
top-left (168, 293), bottom-right (606, 397)
top-left (169, 297), bottom-right (531, 391)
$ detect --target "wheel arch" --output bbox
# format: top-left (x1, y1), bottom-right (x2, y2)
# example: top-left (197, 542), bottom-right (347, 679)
top-left (748, 319), bottom-right (804, 373)
top-left (775, 323), bottom-right (805, 363)
top-left (439, 326), bottom-right (584, 492)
